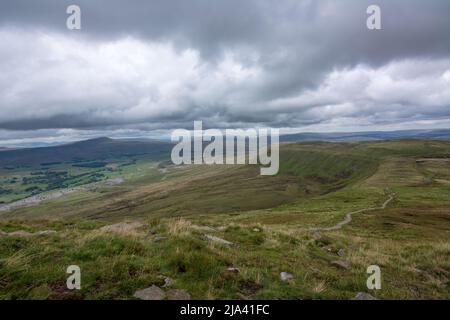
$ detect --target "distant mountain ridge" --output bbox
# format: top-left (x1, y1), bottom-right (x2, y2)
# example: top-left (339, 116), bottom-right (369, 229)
top-left (0, 137), bottom-right (173, 167)
top-left (1, 129), bottom-right (450, 168)
top-left (281, 129), bottom-right (450, 142)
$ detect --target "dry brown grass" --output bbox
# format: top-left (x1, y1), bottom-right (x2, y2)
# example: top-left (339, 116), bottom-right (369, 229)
top-left (312, 280), bottom-right (327, 293)
top-left (167, 217), bottom-right (192, 236)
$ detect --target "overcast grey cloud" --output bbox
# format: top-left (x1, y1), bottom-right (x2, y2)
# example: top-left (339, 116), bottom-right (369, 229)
top-left (0, 0), bottom-right (449, 144)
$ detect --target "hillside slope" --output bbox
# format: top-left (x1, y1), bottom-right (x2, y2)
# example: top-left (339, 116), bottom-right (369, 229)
top-left (3, 139), bottom-right (450, 221)
top-left (0, 138), bottom-right (173, 167)
top-left (0, 139), bottom-right (449, 300)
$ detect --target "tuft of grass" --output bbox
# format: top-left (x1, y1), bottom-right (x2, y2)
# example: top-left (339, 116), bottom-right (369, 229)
top-left (167, 218), bottom-right (192, 237)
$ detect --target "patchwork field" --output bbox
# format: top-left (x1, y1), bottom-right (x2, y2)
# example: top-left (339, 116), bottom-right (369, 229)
top-left (0, 139), bottom-right (449, 299)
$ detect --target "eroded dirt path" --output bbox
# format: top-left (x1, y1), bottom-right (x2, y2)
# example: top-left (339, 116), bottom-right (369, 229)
top-left (296, 193), bottom-right (395, 232)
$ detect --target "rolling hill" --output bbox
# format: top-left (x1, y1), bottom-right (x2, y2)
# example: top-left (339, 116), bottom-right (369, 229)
top-left (0, 138), bottom-right (449, 300)
top-left (281, 129), bottom-right (450, 142)
top-left (0, 137), bottom-right (173, 167)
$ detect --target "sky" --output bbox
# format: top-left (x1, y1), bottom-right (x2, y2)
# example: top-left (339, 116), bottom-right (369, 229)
top-left (0, 0), bottom-right (449, 146)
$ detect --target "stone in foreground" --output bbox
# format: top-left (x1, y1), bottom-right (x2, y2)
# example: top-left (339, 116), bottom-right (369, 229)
top-left (133, 285), bottom-right (166, 300)
top-left (100, 222), bottom-right (142, 234)
top-left (163, 276), bottom-right (174, 287)
top-left (312, 233), bottom-right (332, 246)
top-left (36, 230), bottom-right (57, 236)
top-left (330, 260), bottom-right (351, 270)
top-left (227, 267), bottom-right (240, 274)
top-left (202, 234), bottom-right (234, 246)
top-left (153, 235), bottom-right (168, 242)
top-left (280, 272), bottom-right (294, 281)
top-left (167, 289), bottom-right (191, 300)
top-left (352, 292), bottom-right (377, 300)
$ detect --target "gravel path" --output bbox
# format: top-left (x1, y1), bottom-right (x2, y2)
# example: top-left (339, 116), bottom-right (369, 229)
top-left (296, 193), bottom-right (395, 232)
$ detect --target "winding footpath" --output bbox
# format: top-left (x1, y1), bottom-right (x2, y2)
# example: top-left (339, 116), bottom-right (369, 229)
top-left (296, 193), bottom-right (395, 232)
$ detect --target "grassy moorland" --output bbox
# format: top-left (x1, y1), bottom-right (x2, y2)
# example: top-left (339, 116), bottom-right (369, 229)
top-left (0, 139), bottom-right (449, 299)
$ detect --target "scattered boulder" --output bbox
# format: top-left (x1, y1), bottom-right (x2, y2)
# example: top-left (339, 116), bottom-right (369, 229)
top-left (36, 230), bottom-right (57, 236)
top-left (352, 292), bottom-right (377, 300)
top-left (190, 224), bottom-right (216, 232)
top-left (227, 267), bottom-right (240, 274)
top-left (312, 233), bottom-right (331, 246)
top-left (166, 289), bottom-right (191, 300)
top-left (280, 272), bottom-right (294, 282)
top-left (99, 222), bottom-right (142, 234)
top-left (201, 234), bottom-right (235, 246)
top-left (133, 285), bottom-right (166, 300)
top-left (331, 260), bottom-right (351, 270)
top-left (337, 249), bottom-right (346, 257)
top-left (253, 228), bottom-right (261, 232)
top-left (153, 236), bottom-right (168, 243)
top-left (163, 277), bottom-right (174, 287)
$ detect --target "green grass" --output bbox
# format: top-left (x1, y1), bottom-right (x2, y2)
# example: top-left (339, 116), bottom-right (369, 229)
top-left (1, 212), bottom-right (448, 299)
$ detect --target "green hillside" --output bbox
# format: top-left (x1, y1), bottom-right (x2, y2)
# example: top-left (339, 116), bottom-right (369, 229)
top-left (0, 139), bottom-right (449, 299)
top-left (0, 137), bottom-right (173, 168)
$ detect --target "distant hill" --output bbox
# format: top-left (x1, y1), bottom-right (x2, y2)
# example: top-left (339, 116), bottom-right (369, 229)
top-left (2, 129), bottom-right (450, 168)
top-left (0, 137), bottom-right (173, 167)
top-left (281, 129), bottom-right (450, 142)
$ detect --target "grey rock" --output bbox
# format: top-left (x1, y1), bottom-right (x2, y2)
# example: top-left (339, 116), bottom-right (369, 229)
top-left (227, 267), bottom-right (240, 274)
top-left (312, 233), bottom-right (331, 246)
top-left (166, 289), bottom-right (191, 300)
top-left (190, 224), bottom-right (216, 232)
top-left (280, 272), bottom-right (294, 282)
top-left (202, 234), bottom-right (234, 246)
top-left (331, 260), bottom-right (351, 270)
top-left (153, 236), bottom-right (168, 243)
top-left (36, 230), bottom-right (57, 236)
top-left (133, 285), bottom-right (166, 300)
top-left (99, 222), bottom-right (142, 233)
top-left (163, 277), bottom-right (174, 287)
top-left (352, 292), bottom-right (377, 300)
top-left (337, 249), bottom-right (346, 257)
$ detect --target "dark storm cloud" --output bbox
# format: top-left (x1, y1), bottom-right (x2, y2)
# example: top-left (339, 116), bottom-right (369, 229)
top-left (0, 0), bottom-right (449, 135)
top-left (2, 0), bottom-right (449, 57)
